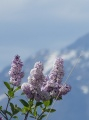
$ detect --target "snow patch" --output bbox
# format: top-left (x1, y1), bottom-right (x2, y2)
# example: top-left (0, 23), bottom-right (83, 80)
top-left (80, 85), bottom-right (89, 94)
top-left (44, 51), bottom-right (59, 74)
top-left (61, 50), bottom-right (76, 60)
top-left (82, 51), bottom-right (89, 59)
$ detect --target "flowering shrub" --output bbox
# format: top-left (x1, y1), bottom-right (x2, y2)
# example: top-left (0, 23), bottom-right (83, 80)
top-left (0, 55), bottom-right (71, 120)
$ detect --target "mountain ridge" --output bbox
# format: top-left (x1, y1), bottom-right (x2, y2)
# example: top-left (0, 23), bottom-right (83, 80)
top-left (66, 33), bottom-right (89, 50)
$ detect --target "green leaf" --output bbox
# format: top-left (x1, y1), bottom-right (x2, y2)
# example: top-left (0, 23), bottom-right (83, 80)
top-left (43, 100), bottom-right (51, 107)
top-left (0, 106), bottom-right (2, 110)
top-left (8, 91), bottom-right (14, 98)
top-left (45, 108), bottom-right (56, 113)
top-left (20, 99), bottom-right (29, 107)
top-left (28, 100), bottom-right (33, 107)
top-left (13, 116), bottom-right (18, 120)
top-left (15, 105), bottom-right (21, 111)
top-left (43, 99), bottom-right (53, 107)
top-left (33, 109), bottom-right (37, 117)
top-left (4, 110), bottom-right (12, 116)
top-left (4, 82), bottom-right (11, 90)
top-left (39, 114), bottom-right (47, 120)
top-left (10, 103), bottom-right (14, 114)
top-left (13, 116), bottom-right (18, 119)
top-left (21, 108), bottom-right (26, 114)
top-left (49, 98), bottom-right (53, 105)
top-left (10, 104), bottom-right (21, 115)
top-left (30, 116), bottom-right (35, 118)
top-left (21, 107), bottom-right (30, 114)
top-left (14, 86), bottom-right (21, 92)
top-left (13, 109), bottom-right (19, 115)
top-left (36, 102), bottom-right (43, 107)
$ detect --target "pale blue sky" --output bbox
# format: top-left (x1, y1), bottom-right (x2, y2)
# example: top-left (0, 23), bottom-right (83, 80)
top-left (0, 0), bottom-right (89, 71)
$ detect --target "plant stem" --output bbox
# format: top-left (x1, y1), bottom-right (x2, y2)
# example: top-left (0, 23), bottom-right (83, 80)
top-left (5, 97), bottom-right (11, 120)
top-left (0, 111), bottom-right (7, 119)
top-left (24, 111), bottom-right (29, 120)
top-left (6, 98), bottom-right (10, 112)
top-left (9, 115), bottom-right (13, 120)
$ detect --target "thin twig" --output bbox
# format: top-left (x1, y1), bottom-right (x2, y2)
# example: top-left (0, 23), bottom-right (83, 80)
top-left (24, 111), bottom-right (29, 120)
top-left (9, 115), bottom-right (13, 120)
top-left (5, 97), bottom-right (11, 120)
top-left (6, 98), bottom-right (10, 111)
top-left (0, 111), bottom-right (7, 119)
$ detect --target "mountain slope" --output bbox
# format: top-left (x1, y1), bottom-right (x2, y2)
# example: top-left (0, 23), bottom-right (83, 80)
top-left (66, 33), bottom-right (89, 50)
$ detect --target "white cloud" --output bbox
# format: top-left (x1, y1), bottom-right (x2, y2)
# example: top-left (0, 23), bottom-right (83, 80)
top-left (71, 58), bottom-right (81, 66)
top-left (82, 51), bottom-right (89, 59)
top-left (80, 85), bottom-right (89, 94)
top-left (44, 51), bottom-right (59, 74)
top-left (0, 94), bottom-right (6, 101)
top-left (61, 50), bottom-right (76, 60)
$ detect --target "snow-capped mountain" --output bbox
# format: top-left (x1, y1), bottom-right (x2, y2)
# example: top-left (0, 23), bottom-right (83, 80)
top-left (0, 33), bottom-right (89, 120)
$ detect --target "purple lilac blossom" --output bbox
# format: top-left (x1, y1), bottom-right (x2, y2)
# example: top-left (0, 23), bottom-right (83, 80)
top-left (9, 55), bottom-right (24, 86)
top-left (59, 84), bottom-right (71, 95)
top-left (22, 61), bottom-right (51, 101)
top-left (42, 58), bottom-right (71, 99)
top-left (49, 58), bottom-right (64, 83)
top-left (21, 83), bottom-right (34, 99)
top-left (21, 58), bottom-right (71, 101)
top-left (28, 61), bottom-right (45, 87)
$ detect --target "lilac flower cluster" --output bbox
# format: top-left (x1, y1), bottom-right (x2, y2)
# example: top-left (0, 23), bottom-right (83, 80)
top-left (21, 62), bottom-right (50, 101)
top-left (21, 58), bottom-right (71, 101)
top-left (49, 58), bottom-right (64, 83)
top-left (9, 55), bottom-right (24, 86)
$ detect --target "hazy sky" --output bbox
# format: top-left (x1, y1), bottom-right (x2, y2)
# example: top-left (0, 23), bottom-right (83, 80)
top-left (0, 0), bottom-right (89, 71)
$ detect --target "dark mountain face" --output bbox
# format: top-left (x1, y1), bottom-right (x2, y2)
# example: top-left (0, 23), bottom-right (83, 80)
top-left (0, 34), bottom-right (89, 120)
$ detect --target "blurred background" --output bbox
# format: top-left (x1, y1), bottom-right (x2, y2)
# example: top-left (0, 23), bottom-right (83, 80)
top-left (0, 0), bottom-right (89, 120)
top-left (0, 0), bottom-right (89, 71)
